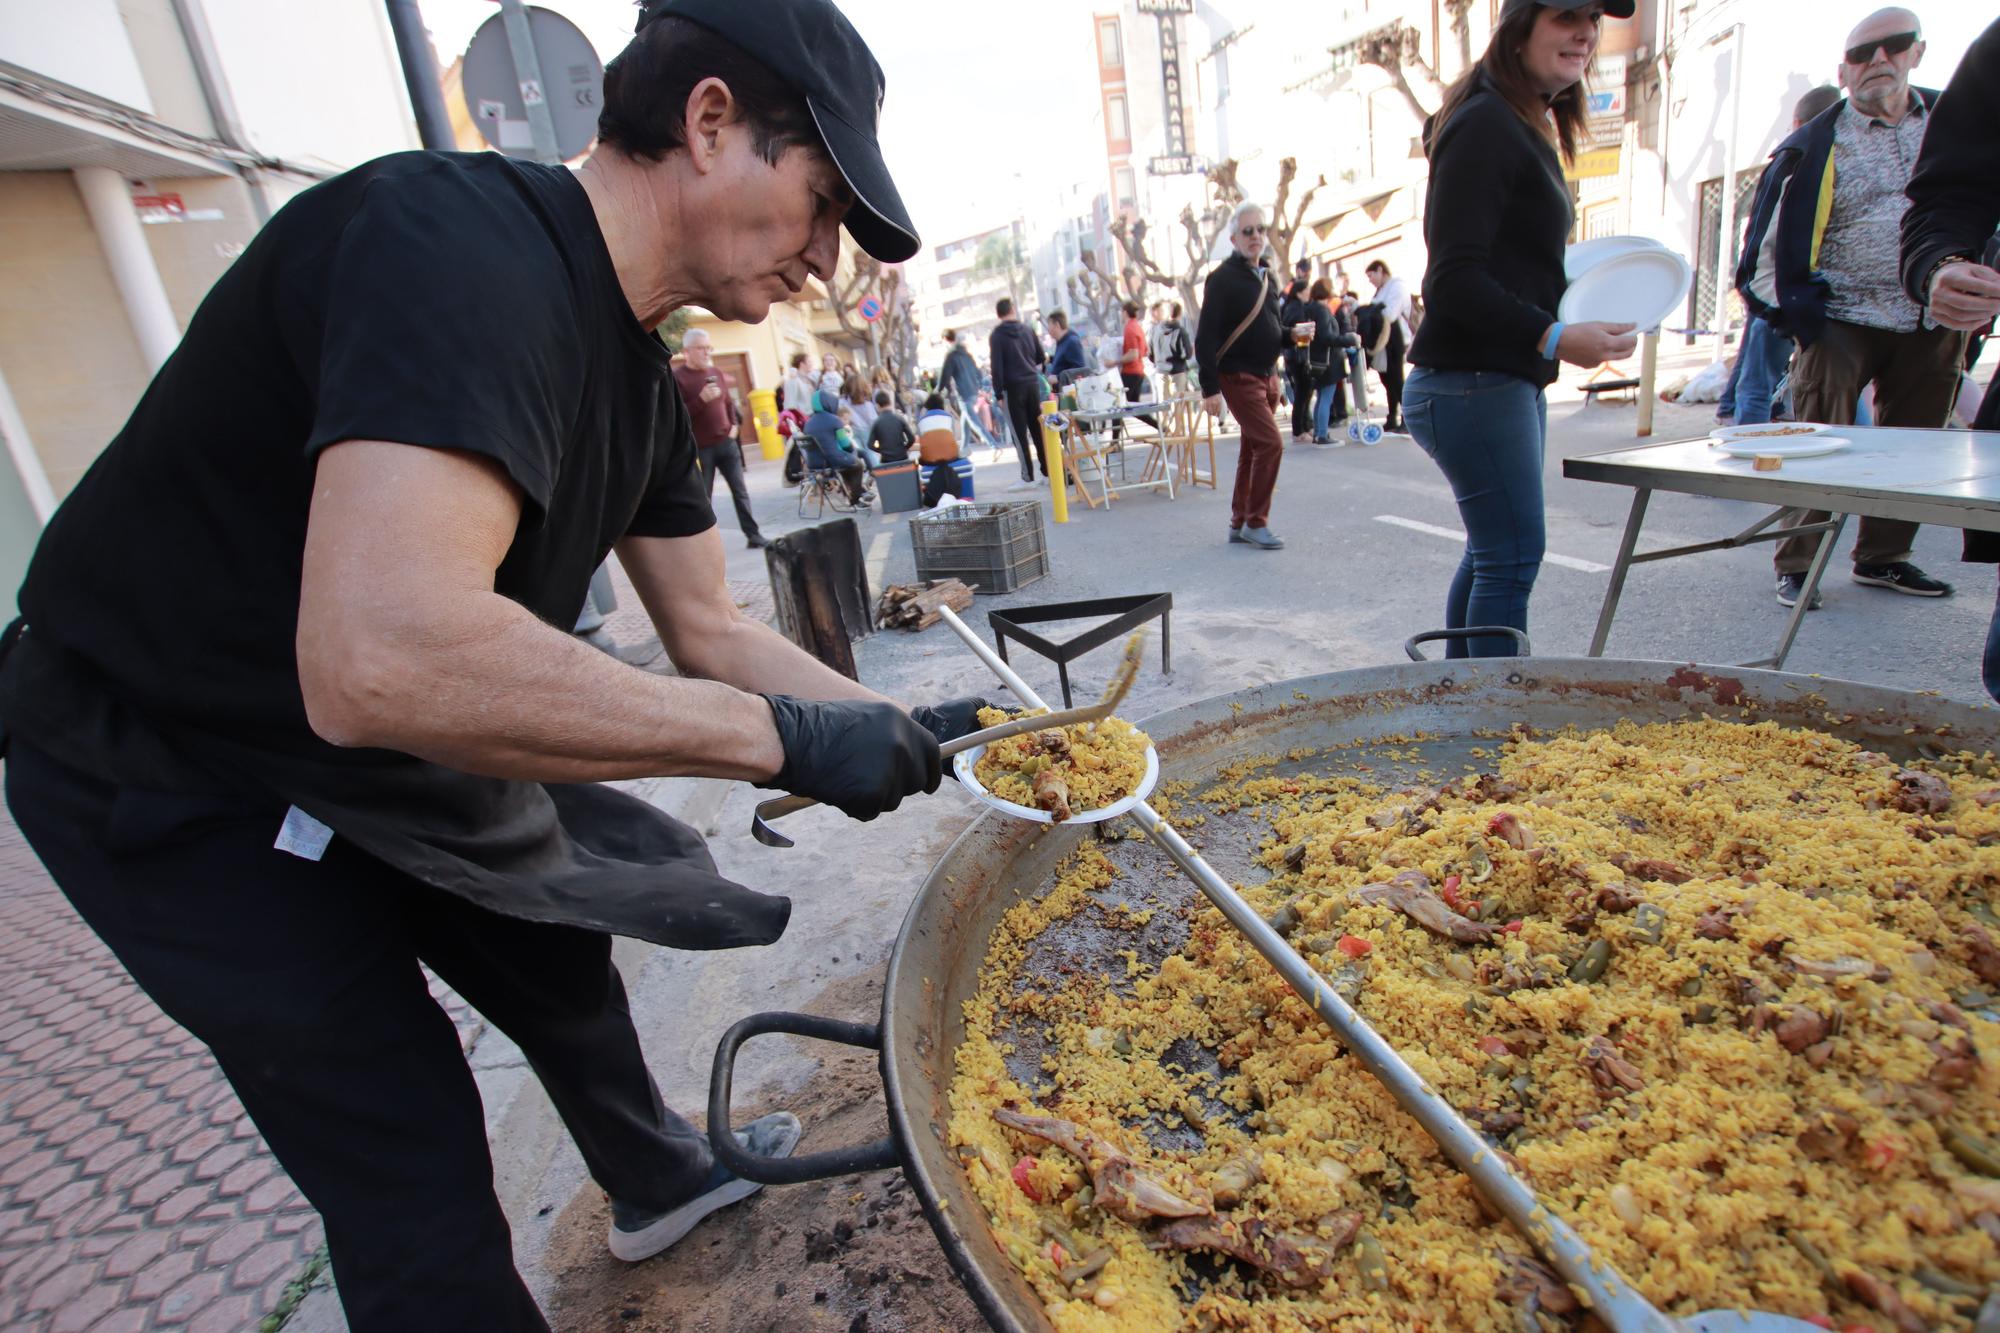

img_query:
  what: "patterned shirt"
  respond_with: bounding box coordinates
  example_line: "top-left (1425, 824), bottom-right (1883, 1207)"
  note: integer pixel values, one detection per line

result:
top-left (1819, 99), bottom-right (1931, 333)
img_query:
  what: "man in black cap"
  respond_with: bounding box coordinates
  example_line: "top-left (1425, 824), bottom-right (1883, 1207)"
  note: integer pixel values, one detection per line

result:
top-left (0, 1), bottom-right (970, 1327)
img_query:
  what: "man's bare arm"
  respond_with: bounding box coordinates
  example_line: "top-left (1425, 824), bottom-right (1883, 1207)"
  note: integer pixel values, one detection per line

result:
top-left (296, 440), bottom-right (784, 782)
top-left (614, 527), bottom-right (893, 704)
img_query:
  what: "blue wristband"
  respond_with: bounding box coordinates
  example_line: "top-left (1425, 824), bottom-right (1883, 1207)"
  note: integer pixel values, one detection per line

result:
top-left (1541, 323), bottom-right (1565, 360)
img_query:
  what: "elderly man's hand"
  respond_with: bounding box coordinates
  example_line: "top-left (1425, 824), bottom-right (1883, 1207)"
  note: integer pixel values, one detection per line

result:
top-left (760, 695), bottom-right (941, 821)
top-left (699, 382), bottom-right (723, 403)
top-left (1929, 261), bottom-right (2000, 332)
top-left (1202, 394), bottom-right (1224, 418)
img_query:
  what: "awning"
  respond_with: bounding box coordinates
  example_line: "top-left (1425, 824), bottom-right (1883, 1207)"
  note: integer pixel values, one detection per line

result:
top-left (0, 85), bottom-right (230, 177)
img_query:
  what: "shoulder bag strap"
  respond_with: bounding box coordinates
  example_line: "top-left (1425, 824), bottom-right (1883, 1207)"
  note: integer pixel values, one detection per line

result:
top-left (1216, 267), bottom-right (1274, 362)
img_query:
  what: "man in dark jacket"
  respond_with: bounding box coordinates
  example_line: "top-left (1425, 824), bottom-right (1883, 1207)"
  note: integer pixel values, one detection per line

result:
top-left (1045, 310), bottom-right (1091, 385)
top-left (1194, 203), bottom-right (1286, 549)
top-left (1899, 14), bottom-right (2000, 699)
top-left (987, 298), bottom-right (1047, 485)
top-left (1738, 6), bottom-right (1960, 608)
top-left (1729, 86), bottom-right (1843, 435)
top-left (1280, 259), bottom-right (1315, 441)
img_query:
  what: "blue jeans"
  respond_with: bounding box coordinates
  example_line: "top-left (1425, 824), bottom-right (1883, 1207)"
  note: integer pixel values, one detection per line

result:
top-left (1311, 375), bottom-right (1337, 439)
top-left (1733, 316), bottom-right (1795, 426)
top-left (1402, 368), bottom-right (1548, 658)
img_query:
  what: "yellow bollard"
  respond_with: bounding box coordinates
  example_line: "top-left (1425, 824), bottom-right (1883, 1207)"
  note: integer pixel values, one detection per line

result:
top-left (1039, 400), bottom-right (1069, 524)
top-left (748, 388), bottom-right (783, 460)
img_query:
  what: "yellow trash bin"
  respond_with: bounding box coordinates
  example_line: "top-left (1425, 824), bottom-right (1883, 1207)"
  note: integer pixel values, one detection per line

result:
top-left (748, 388), bottom-right (783, 460)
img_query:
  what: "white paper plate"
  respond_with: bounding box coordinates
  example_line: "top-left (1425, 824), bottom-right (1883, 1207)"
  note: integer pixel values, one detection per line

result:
top-left (1710, 421), bottom-right (1833, 445)
top-left (1718, 435), bottom-right (1852, 460)
top-left (1564, 235), bottom-right (1670, 281)
top-left (954, 743), bottom-right (1160, 825)
top-left (1558, 248), bottom-right (1693, 330)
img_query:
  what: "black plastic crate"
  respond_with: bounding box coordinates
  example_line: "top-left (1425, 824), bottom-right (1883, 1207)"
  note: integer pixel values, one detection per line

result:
top-left (909, 501), bottom-right (1049, 594)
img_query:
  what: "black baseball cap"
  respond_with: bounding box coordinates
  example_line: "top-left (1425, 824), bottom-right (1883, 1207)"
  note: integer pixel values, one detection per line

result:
top-left (638, 0), bottom-right (919, 263)
top-left (1500, 0), bottom-right (1637, 19)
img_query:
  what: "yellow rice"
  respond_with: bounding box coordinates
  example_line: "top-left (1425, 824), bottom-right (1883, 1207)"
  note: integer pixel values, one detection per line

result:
top-left (947, 718), bottom-right (2000, 1330)
top-left (971, 707), bottom-right (1151, 817)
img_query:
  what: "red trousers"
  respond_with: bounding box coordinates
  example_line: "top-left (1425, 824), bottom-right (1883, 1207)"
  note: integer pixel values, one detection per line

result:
top-left (1221, 371), bottom-right (1284, 529)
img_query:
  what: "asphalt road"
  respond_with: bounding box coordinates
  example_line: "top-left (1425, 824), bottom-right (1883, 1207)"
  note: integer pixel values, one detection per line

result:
top-left (722, 348), bottom-right (1999, 710)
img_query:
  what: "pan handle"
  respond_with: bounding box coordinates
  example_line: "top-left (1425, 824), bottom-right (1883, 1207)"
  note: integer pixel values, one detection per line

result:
top-left (707, 1011), bottom-right (901, 1184)
top-left (1403, 627), bottom-right (1532, 662)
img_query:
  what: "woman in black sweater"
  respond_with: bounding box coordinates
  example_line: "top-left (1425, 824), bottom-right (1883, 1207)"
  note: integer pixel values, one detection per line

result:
top-left (1195, 203), bottom-right (1287, 549)
top-left (1403, 0), bottom-right (1637, 656)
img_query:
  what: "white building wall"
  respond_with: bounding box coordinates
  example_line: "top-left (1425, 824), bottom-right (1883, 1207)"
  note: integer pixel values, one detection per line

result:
top-left (201, 0), bottom-right (421, 171)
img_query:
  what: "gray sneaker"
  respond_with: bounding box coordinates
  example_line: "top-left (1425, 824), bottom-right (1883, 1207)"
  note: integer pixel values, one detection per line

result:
top-left (1228, 526), bottom-right (1250, 544)
top-left (1243, 526), bottom-right (1286, 550)
top-left (606, 1111), bottom-right (801, 1262)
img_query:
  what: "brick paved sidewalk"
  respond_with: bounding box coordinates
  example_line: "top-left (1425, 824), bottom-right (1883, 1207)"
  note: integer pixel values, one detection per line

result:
top-left (0, 779), bottom-right (485, 1332)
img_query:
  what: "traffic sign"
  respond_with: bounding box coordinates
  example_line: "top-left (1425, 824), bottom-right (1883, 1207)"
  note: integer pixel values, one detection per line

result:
top-left (857, 296), bottom-right (884, 323)
top-left (461, 7), bottom-right (602, 161)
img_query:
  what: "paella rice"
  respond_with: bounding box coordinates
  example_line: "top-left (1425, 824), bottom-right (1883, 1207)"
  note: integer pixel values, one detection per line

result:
top-left (971, 707), bottom-right (1152, 822)
top-left (947, 718), bottom-right (2000, 1330)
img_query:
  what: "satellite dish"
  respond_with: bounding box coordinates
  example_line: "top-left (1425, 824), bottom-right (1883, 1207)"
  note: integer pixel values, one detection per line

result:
top-left (461, 7), bottom-right (603, 162)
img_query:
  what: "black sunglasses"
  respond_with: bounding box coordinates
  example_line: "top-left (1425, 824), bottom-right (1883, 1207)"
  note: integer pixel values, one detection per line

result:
top-left (1238, 224), bottom-right (1267, 236)
top-left (1844, 31), bottom-right (1918, 65)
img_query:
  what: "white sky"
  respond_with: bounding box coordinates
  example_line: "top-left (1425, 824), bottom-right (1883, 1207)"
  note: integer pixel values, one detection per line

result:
top-left (414, 0), bottom-right (1105, 247)
top-left (415, 1), bottom-right (1996, 252)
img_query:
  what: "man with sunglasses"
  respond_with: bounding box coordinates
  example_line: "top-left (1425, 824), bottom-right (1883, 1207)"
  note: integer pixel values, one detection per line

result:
top-left (1743, 7), bottom-right (1962, 609)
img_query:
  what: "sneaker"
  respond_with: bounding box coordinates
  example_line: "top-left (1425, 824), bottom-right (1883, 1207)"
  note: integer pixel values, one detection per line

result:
top-left (1852, 561), bottom-right (1953, 597)
top-left (1243, 526), bottom-right (1286, 550)
top-left (1006, 478), bottom-right (1041, 492)
top-left (1228, 526), bottom-right (1249, 544)
top-left (1775, 573), bottom-right (1823, 610)
top-left (607, 1112), bottom-right (801, 1263)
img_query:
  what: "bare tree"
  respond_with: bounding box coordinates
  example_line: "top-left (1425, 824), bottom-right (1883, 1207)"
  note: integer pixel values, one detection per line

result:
top-left (1065, 249), bottom-right (1123, 336)
top-left (1358, 27), bottom-right (1447, 125)
top-left (1107, 157), bottom-right (1245, 323)
top-left (820, 255), bottom-right (919, 394)
top-left (1264, 156), bottom-right (1326, 274)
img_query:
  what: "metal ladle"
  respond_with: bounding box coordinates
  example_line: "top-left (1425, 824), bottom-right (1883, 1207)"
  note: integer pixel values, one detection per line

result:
top-left (934, 607), bottom-right (1824, 1333)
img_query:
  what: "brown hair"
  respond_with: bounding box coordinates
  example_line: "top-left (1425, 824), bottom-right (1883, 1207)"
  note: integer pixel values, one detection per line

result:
top-left (1431, 3), bottom-right (1591, 165)
top-left (1308, 277), bottom-right (1334, 302)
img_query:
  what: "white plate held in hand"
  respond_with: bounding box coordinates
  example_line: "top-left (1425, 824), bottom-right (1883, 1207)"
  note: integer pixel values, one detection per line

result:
top-left (953, 744), bottom-right (1160, 825)
top-left (1558, 249), bottom-right (1693, 331)
top-left (1564, 235), bottom-right (1670, 281)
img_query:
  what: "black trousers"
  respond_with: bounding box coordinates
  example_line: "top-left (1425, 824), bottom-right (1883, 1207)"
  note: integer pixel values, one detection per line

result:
top-left (696, 438), bottom-right (762, 542)
top-left (1287, 362), bottom-right (1314, 437)
top-left (3, 741), bottom-right (710, 1332)
top-left (1001, 380), bottom-right (1045, 480)
top-left (1119, 373), bottom-right (1159, 431)
top-left (1379, 324), bottom-right (1407, 428)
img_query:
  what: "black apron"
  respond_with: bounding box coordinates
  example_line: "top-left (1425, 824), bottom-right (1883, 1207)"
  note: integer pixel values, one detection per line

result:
top-left (0, 622), bottom-right (790, 951)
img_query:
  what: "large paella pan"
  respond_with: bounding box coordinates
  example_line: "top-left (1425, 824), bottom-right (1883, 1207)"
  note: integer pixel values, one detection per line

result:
top-left (709, 657), bottom-right (2000, 1331)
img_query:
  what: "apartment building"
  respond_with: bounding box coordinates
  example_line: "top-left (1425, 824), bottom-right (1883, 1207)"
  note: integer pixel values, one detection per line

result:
top-left (0, 0), bottom-right (422, 597)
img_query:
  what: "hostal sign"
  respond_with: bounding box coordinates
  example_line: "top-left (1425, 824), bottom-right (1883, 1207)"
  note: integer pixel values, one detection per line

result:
top-left (1138, 0), bottom-right (1197, 175)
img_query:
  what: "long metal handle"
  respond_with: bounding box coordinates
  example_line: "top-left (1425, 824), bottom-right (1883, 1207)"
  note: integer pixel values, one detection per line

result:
top-left (1128, 799), bottom-right (1676, 1332)
top-left (935, 606), bottom-right (1675, 1331)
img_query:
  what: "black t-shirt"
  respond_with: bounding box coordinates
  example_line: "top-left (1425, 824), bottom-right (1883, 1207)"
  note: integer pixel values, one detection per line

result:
top-left (865, 411), bottom-right (917, 463)
top-left (0, 151), bottom-right (790, 950)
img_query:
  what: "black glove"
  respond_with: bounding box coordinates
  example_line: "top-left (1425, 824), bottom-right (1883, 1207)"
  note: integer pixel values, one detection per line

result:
top-left (911, 696), bottom-right (991, 746)
top-left (760, 695), bottom-right (942, 821)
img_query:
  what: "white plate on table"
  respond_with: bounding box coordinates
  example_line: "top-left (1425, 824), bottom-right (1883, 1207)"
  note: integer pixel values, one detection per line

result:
top-left (1710, 421), bottom-right (1833, 446)
top-left (953, 743), bottom-right (1160, 825)
top-left (1564, 235), bottom-right (1671, 280)
top-left (1558, 248), bottom-right (1693, 330)
top-left (1717, 435), bottom-right (1852, 460)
